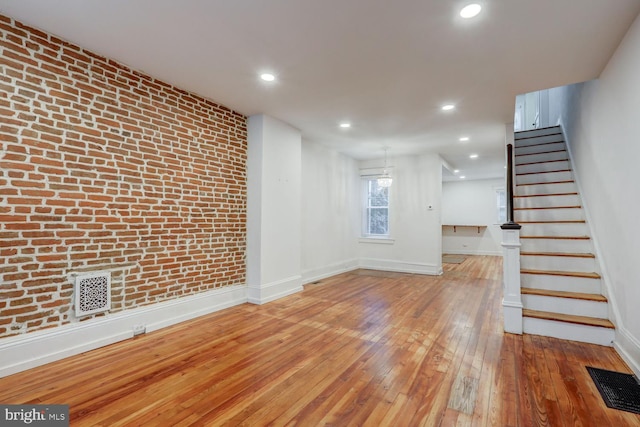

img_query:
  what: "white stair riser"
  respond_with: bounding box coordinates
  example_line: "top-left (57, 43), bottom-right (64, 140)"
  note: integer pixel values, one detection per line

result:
top-left (515, 194), bottom-right (580, 208)
top-left (521, 255), bottom-right (596, 272)
top-left (516, 160), bottom-right (571, 175)
top-left (523, 317), bottom-right (614, 346)
top-left (515, 127), bottom-right (562, 139)
top-left (516, 182), bottom-right (578, 196)
top-left (519, 222), bottom-right (588, 236)
top-left (516, 171), bottom-right (573, 185)
top-left (515, 135), bottom-right (564, 148)
top-left (516, 208), bottom-right (584, 222)
top-left (516, 127), bottom-right (562, 138)
top-left (520, 238), bottom-right (592, 253)
top-left (515, 142), bottom-right (566, 156)
top-left (516, 150), bottom-right (568, 165)
top-left (521, 273), bottom-right (601, 294)
top-left (523, 295), bottom-right (608, 318)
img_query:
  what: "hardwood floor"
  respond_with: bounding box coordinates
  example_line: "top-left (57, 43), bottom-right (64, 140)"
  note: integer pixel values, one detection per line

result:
top-left (1, 256), bottom-right (638, 426)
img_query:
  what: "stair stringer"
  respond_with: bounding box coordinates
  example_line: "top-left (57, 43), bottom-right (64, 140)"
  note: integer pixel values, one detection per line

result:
top-left (562, 126), bottom-right (621, 344)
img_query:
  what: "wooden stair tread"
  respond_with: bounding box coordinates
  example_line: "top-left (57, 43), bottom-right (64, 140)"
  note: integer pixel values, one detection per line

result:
top-left (517, 180), bottom-right (575, 186)
top-left (521, 251), bottom-right (595, 258)
top-left (515, 148), bottom-right (567, 157)
top-left (515, 159), bottom-right (569, 167)
top-left (521, 287), bottom-right (607, 302)
top-left (514, 140), bottom-right (564, 148)
top-left (515, 128), bottom-right (562, 138)
top-left (513, 125), bottom-right (562, 133)
top-left (523, 309), bottom-right (614, 329)
top-left (516, 169), bottom-right (571, 176)
top-left (520, 235), bottom-right (590, 240)
top-left (515, 193), bottom-right (578, 198)
top-left (515, 205), bottom-right (581, 210)
top-left (521, 269), bottom-right (600, 279)
top-left (515, 125), bottom-right (561, 132)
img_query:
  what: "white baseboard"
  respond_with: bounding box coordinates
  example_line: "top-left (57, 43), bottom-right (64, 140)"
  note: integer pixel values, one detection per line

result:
top-left (247, 275), bottom-right (303, 305)
top-left (613, 327), bottom-right (640, 378)
top-left (503, 299), bottom-right (523, 334)
top-left (302, 258), bottom-right (359, 284)
top-left (442, 249), bottom-right (503, 256)
top-left (0, 285), bottom-right (247, 378)
top-left (358, 258), bottom-right (442, 275)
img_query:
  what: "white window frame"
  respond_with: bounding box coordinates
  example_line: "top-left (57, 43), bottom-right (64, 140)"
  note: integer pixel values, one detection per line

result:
top-left (361, 177), bottom-right (390, 238)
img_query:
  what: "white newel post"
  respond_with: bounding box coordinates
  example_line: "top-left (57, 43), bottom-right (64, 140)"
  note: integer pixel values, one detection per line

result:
top-left (501, 224), bottom-right (523, 334)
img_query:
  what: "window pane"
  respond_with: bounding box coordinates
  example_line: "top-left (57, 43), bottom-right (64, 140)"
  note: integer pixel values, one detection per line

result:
top-left (498, 207), bottom-right (506, 223)
top-left (368, 208), bottom-right (388, 235)
top-left (368, 181), bottom-right (389, 207)
top-left (497, 189), bottom-right (507, 223)
top-left (498, 190), bottom-right (506, 206)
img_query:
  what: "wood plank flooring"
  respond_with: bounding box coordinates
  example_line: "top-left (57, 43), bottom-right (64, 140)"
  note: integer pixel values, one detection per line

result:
top-left (1, 256), bottom-right (639, 426)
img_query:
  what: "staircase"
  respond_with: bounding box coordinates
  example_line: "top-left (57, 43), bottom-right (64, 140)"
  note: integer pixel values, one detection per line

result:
top-left (513, 126), bottom-right (615, 346)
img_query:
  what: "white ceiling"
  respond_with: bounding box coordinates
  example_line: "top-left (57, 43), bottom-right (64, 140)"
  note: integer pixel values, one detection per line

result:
top-left (1, 0), bottom-right (639, 181)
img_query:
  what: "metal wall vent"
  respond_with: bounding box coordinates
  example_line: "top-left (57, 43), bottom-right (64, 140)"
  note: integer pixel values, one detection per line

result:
top-left (75, 271), bottom-right (111, 317)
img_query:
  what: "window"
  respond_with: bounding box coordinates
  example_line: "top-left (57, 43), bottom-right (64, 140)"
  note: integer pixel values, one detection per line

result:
top-left (496, 188), bottom-right (507, 223)
top-left (363, 178), bottom-right (389, 236)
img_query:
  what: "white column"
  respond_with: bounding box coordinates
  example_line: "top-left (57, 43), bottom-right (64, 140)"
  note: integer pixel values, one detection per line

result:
top-left (247, 115), bottom-right (302, 304)
top-left (501, 225), bottom-right (523, 334)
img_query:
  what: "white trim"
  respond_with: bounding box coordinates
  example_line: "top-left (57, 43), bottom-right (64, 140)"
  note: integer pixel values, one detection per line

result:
top-left (361, 176), bottom-right (391, 238)
top-left (359, 166), bottom-right (394, 177)
top-left (443, 249), bottom-right (503, 256)
top-left (247, 275), bottom-right (303, 305)
top-left (613, 326), bottom-right (640, 378)
top-left (503, 300), bottom-right (524, 309)
top-left (0, 285), bottom-right (247, 378)
top-left (358, 258), bottom-right (442, 275)
top-left (503, 300), bottom-right (523, 335)
top-left (502, 228), bottom-right (522, 335)
top-left (302, 259), bottom-right (359, 284)
top-left (358, 237), bottom-right (395, 244)
top-left (501, 241), bottom-right (522, 249)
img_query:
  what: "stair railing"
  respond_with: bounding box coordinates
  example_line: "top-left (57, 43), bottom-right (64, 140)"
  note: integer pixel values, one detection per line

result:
top-left (501, 141), bottom-right (523, 334)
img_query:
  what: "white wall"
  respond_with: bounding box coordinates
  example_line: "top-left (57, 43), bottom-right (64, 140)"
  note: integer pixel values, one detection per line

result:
top-left (442, 178), bottom-right (504, 256)
top-left (357, 153), bottom-right (443, 275)
top-left (247, 115), bottom-right (303, 303)
top-left (547, 86), bottom-right (563, 127)
top-left (555, 13), bottom-right (640, 376)
top-left (301, 141), bottom-right (359, 282)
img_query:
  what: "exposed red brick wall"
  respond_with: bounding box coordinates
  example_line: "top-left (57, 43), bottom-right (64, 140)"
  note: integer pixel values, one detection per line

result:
top-left (0, 15), bottom-right (247, 338)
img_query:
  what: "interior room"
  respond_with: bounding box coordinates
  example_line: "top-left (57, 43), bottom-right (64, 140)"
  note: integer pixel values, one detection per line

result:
top-left (1, 1), bottom-right (640, 425)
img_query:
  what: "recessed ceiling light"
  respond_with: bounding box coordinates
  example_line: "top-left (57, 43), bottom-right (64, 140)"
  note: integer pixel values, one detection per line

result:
top-left (441, 104), bottom-right (455, 111)
top-left (469, 154), bottom-right (479, 159)
top-left (460, 4), bottom-right (482, 19)
top-left (459, 137), bottom-right (469, 142)
top-left (339, 122), bottom-right (351, 128)
top-left (260, 73), bottom-right (275, 82)
top-left (454, 169), bottom-right (460, 174)
top-left (460, 176), bottom-right (466, 179)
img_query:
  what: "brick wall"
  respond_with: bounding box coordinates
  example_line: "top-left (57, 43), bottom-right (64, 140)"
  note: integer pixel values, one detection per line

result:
top-left (0, 15), bottom-right (247, 338)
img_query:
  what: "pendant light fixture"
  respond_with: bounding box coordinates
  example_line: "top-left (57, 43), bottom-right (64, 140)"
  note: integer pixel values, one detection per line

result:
top-left (377, 147), bottom-right (393, 188)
